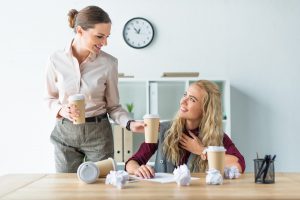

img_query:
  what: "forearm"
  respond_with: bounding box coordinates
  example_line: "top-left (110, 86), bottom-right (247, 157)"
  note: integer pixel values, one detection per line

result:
top-left (125, 160), bottom-right (141, 174)
top-left (225, 154), bottom-right (242, 173)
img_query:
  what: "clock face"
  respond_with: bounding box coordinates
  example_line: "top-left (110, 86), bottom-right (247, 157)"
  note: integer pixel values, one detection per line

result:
top-left (123, 17), bottom-right (154, 49)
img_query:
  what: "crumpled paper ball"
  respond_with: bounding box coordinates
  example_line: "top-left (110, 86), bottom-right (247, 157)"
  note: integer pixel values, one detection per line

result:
top-left (173, 164), bottom-right (191, 186)
top-left (206, 168), bottom-right (223, 185)
top-left (105, 170), bottom-right (129, 189)
top-left (224, 166), bottom-right (240, 179)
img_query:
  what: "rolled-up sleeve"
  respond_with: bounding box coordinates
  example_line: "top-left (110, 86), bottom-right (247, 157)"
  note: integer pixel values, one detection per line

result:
top-left (105, 59), bottom-right (130, 127)
top-left (223, 133), bottom-right (246, 173)
top-left (125, 143), bottom-right (158, 168)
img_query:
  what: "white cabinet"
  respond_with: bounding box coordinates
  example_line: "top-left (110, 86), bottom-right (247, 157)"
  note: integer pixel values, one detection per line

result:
top-left (112, 77), bottom-right (231, 166)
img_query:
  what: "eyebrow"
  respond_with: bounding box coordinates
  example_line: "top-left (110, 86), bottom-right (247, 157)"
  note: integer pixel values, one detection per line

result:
top-left (184, 92), bottom-right (199, 102)
top-left (97, 33), bottom-right (110, 37)
top-left (189, 95), bottom-right (199, 101)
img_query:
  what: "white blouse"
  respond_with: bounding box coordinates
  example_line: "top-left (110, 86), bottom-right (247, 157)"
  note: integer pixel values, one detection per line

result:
top-left (44, 40), bottom-right (129, 127)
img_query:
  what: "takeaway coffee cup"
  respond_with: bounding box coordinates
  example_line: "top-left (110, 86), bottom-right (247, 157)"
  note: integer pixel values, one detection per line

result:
top-left (206, 146), bottom-right (226, 176)
top-left (94, 157), bottom-right (117, 178)
top-left (68, 94), bottom-right (85, 124)
top-left (77, 161), bottom-right (99, 184)
top-left (77, 158), bottom-right (117, 184)
top-left (143, 114), bottom-right (160, 143)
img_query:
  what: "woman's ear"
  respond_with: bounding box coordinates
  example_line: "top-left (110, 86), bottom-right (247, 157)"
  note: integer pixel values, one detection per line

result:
top-left (76, 26), bottom-right (83, 35)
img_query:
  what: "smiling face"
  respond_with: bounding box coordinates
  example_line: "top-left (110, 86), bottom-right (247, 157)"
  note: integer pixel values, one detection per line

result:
top-left (179, 84), bottom-right (206, 123)
top-left (78, 23), bottom-right (111, 54)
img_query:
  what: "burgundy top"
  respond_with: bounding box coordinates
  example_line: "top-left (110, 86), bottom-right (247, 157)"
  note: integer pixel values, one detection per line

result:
top-left (126, 129), bottom-right (246, 172)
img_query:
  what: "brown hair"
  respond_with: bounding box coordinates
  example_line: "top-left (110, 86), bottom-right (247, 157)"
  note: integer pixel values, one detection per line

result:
top-left (68, 6), bottom-right (111, 33)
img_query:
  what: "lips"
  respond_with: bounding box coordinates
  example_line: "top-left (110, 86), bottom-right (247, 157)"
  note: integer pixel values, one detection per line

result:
top-left (95, 44), bottom-right (102, 50)
top-left (180, 107), bottom-right (188, 112)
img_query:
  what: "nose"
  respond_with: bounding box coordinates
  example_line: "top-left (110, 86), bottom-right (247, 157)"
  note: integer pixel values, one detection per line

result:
top-left (101, 37), bottom-right (108, 46)
top-left (180, 96), bottom-right (188, 105)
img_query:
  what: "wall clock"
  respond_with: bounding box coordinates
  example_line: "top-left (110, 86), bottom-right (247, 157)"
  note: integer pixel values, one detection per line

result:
top-left (123, 17), bottom-right (154, 49)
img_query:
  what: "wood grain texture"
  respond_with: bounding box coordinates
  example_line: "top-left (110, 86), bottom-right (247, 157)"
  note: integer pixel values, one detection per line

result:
top-left (1, 173), bottom-right (300, 200)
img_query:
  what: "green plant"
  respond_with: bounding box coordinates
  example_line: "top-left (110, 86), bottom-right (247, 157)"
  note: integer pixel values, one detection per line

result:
top-left (126, 103), bottom-right (134, 113)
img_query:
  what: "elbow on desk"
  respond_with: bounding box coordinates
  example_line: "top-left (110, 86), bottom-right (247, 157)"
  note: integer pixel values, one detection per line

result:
top-left (225, 154), bottom-right (245, 173)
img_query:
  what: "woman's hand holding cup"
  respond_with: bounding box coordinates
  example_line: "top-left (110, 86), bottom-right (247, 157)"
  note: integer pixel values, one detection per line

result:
top-left (58, 104), bottom-right (80, 122)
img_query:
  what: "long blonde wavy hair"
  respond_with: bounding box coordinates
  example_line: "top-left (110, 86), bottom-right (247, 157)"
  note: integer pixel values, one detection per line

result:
top-left (163, 80), bottom-right (224, 172)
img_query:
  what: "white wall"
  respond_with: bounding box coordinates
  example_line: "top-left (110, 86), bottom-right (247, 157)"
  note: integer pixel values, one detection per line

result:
top-left (0, 0), bottom-right (299, 174)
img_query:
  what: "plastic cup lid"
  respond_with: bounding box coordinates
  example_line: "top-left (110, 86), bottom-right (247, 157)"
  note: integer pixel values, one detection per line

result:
top-left (143, 114), bottom-right (160, 119)
top-left (68, 94), bottom-right (85, 101)
top-left (206, 146), bottom-right (226, 152)
top-left (77, 162), bottom-right (99, 184)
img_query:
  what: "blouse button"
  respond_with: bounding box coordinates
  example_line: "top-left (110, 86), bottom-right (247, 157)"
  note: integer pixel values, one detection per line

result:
top-left (160, 160), bottom-right (164, 164)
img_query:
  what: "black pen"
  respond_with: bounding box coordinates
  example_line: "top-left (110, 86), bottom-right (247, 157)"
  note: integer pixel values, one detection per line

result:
top-left (255, 155), bottom-right (268, 182)
top-left (262, 155), bottom-right (271, 183)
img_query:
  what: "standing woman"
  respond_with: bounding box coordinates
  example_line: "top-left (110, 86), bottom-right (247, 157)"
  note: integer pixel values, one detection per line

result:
top-left (45, 5), bottom-right (144, 173)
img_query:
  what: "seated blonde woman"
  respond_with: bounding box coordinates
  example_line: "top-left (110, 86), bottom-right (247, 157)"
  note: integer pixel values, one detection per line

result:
top-left (125, 80), bottom-right (245, 178)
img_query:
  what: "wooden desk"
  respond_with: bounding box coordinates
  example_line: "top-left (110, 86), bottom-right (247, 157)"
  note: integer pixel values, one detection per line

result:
top-left (0, 173), bottom-right (300, 200)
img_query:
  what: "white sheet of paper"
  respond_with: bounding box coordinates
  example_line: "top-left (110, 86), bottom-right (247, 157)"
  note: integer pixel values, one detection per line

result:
top-left (129, 173), bottom-right (199, 184)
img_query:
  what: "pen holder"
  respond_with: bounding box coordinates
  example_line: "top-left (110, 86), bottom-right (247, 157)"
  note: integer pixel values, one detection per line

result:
top-left (254, 159), bottom-right (275, 184)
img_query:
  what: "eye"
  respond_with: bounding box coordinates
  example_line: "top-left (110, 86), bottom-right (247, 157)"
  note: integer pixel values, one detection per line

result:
top-left (183, 92), bottom-right (187, 97)
top-left (97, 35), bottom-right (104, 39)
top-left (189, 97), bottom-right (196, 103)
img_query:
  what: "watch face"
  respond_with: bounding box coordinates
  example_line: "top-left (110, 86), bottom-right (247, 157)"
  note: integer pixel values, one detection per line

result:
top-left (123, 17), bottom-right (154, 49)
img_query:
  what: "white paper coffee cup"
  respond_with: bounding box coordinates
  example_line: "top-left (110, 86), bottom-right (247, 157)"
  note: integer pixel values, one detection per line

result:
top-left (143, 114), bottom-right (160, 143)
top-left (77, 162), bottom-right (99, 184)
top-left (206, 146), bottom-right (226, 176)
top-left (68, 94), bottom-right (85, 124)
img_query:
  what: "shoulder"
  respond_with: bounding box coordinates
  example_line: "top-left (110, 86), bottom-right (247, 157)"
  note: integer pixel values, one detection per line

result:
top-left (46, 50), bottom-right (67, 70)
top-left (222, 133), bottom-right (234, 147)
top-left (48, 49), bottom-right (68, 63)
top-left (98, 50), bottom-right (118, 66)
top-left (160, 121), bottom-right (171, 132)
top-left (159, 121), bottom-right (172, 138)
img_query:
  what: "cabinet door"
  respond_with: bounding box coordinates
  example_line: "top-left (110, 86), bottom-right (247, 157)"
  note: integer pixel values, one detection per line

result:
top-left (123, 129), bottom-right (133, 161)
top-left (119, 81), bottom-right (147, 119)
top-left (149, 81), bottom-right (186, 120)
top-left (112, 124), bottom-right (123, 162)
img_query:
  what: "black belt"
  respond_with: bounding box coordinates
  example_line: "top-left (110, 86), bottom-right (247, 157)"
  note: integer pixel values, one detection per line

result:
top-left (85, 113), bottom-right (107, 122)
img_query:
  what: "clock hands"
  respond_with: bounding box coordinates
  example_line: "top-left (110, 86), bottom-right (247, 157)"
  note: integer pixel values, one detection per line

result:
top-left (134, 27), bottom-right (141, 34)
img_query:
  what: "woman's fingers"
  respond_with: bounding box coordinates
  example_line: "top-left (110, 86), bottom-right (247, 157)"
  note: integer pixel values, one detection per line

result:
top-left (179, 139), bottom-right (186, 146)
top-left (134, 170), bottom-right (143, 178)
top-left (188, 131), bottom-right (198, 140)
top-left (131, 122), bottom-right (145, 133)
top-left (181, 133), bottom-right (191, 141)
top-left (136, 165), bottom-right (154, 179)
top-left (145, 165), bottom-right (155, 177)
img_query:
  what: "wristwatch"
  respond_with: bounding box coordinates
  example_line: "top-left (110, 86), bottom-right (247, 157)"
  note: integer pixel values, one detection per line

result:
top-left (126, 120), bottom-right (135, 131)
